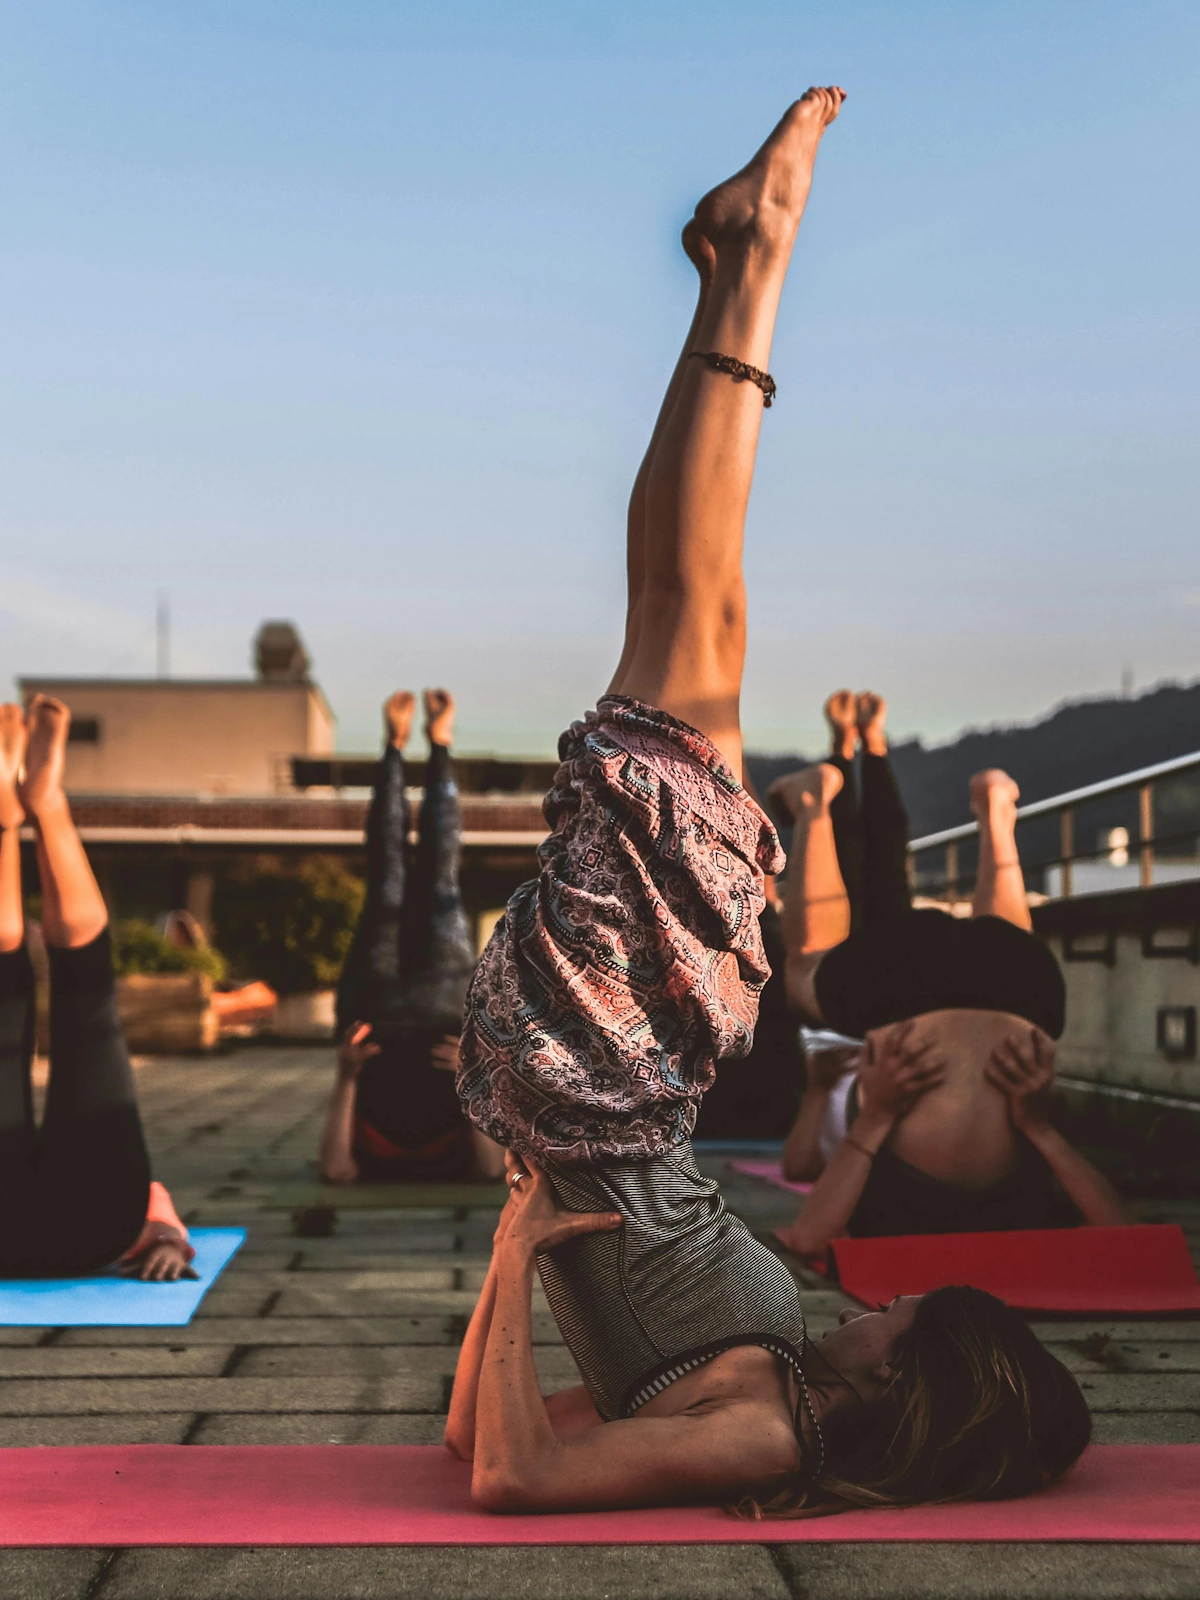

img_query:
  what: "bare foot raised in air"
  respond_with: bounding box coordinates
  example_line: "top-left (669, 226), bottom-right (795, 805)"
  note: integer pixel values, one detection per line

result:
top-left (0, 705), bottom-right (27, 832)
top-left (19, 695), bottom-right (70, 820)
top-left (689, 86), bottom-right (845, 265)
top-left (768, 762), bottom-right (844, 824)
top-left (423, 689), bottom-right (455, 749)
top-left (824, 691), bottom-right (857, 762)
top-left (384, 691), bottom-right (415, 752)
top-left (970, 769), bottom-right (1021, 826)
top-left (856, 692), bottom-right (888, 757)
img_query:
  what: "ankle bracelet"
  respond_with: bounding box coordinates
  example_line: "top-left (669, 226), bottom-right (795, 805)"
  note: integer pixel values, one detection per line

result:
top-left (689, 350), bottom-right (776, 408)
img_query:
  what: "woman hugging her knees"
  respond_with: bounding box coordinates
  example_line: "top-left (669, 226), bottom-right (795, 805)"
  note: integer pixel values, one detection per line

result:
top-left (0, 697), bottom-right (193, 1285)
top-left (442, 92), bottom-right (1091, 1518)
top-left (772, 688), bottom-right (1129, 1254)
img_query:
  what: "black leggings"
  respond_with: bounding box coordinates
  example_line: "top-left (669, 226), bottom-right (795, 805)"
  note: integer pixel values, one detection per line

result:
top-left (0, 929), bottom-right (150, 1277)
top-left (336, 741), bottom-right (475, 1039)
top-left (336, 743), bottom-right (476, 1168)
top-left (829, 751), bottom-right (911, 931)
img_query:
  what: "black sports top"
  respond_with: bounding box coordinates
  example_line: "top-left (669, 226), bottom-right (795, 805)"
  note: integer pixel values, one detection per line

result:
top-left (537, 1141), bottom-right (807, 1421)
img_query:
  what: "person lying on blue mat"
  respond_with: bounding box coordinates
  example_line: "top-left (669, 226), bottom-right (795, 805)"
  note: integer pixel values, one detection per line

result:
top-left (0, 697), bottom-right (194, 1283)
top-left (770, 691), bottom-right (1129, 1256)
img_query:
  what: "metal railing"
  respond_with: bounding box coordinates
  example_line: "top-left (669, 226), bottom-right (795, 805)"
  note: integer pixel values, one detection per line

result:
top-left (908, 749), bottom-right (1200, 901)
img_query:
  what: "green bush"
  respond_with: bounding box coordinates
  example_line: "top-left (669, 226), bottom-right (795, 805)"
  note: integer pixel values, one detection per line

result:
top-left (213, 857), bottom-right (364, 997)
top-left (111, 920), bottom-right (228, 983)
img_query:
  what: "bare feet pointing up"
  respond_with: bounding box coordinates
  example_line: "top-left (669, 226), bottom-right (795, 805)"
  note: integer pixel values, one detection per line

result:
top-left (856, 692), bottom-right (888, 757)
top-left (384, 692), bottom-right (416, 752)
top-left (423, 689), bottom-right (455, 749)
top-left (0, 705), bottom-right (26, 832)
top-left (824, 691), bottom-right (858, 763)
top-left (19, 695), bottom-right (70, 820)
top-left (970, 768), bottom-right (1021, 826)
top-left (689, 87), bottom-right (845, 264)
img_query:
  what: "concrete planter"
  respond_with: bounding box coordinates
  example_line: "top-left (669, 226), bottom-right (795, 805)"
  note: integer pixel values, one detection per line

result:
top-left (273, 989), bottom-right (337, 1041)
top-left (117, 972), bottom-right (218, 1054)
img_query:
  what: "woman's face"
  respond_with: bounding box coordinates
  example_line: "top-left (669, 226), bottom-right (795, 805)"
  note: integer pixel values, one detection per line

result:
top-left (815, 1295), bottom-right (923, 1389)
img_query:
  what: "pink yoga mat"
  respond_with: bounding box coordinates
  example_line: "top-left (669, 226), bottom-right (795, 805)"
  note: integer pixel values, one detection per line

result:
top-left (832, 1224), bottom-right (1200, 1314)
top-left (728, 1158), bottom-right (812, 1195)
top-left (3, 1445), bottom-right (1198, 1545)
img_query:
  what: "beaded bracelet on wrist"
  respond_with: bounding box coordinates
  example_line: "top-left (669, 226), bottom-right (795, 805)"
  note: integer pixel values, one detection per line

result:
top-left (689, 350), bottom-right (777, 407)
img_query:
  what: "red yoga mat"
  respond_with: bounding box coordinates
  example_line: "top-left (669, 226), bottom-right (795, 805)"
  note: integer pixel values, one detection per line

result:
top-left (2, 1445), bottom-right (1197, 1545)
top-left (831, 1224), bottom-right (1200, 1314)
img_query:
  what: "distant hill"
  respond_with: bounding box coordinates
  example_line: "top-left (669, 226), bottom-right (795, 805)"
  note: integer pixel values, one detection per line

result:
top-left (747, 680), bottom-right (1200, 877)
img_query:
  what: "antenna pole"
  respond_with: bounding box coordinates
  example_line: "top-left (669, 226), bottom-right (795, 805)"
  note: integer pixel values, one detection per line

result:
top-left (156, 591), bottom-right (170, 679)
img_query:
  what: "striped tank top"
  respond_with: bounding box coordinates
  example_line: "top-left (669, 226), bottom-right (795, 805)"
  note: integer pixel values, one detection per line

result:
top-left (537, 1142), bottom-right (807, 1421)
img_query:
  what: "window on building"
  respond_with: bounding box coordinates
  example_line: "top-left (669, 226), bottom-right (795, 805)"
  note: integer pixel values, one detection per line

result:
top-left (68, 718), bottom-right (102, 744)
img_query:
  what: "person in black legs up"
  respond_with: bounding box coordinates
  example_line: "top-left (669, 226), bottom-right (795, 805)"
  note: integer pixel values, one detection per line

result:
top-left (769, 690), bottom-right (1129, 1253)
top-left (319, 689), bottom-right (503, 1183)
top-left (0, 697), bottom-right (193, 1282)
top-left (697, 691), bottom-right (908, 1145)
top-left (779, 690), bottom-right (910, 1179)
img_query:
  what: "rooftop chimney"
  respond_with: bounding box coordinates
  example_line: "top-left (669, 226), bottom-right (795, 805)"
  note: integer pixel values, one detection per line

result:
top-left (254, 621), bottom-right (311, 682)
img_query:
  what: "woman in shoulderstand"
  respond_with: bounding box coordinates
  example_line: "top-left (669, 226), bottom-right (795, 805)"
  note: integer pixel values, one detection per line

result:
top-left (444, 90), bottom-right (1089, 1518)
top-left (768, 689), bottom-right (1128, 1252)
top-left (0, 698), bottom-right (194, 1284)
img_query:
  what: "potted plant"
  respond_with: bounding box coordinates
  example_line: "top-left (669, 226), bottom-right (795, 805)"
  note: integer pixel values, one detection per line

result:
top-left (111, 919), bottom-right (227, 1053)
top-left (214, 858), bottom-right (364, 1041)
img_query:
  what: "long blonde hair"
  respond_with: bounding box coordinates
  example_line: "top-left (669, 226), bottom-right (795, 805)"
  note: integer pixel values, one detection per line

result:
top-left (741, 1285), bottom-right (1090, 1518)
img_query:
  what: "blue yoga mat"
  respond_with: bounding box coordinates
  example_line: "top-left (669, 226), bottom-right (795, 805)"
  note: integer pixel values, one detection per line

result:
top-left (0, 1228), bottom-right (245, 1327)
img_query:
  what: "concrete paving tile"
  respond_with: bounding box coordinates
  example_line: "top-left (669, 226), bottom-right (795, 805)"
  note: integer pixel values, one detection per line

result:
top-left (0, 1376), bottom-right (441, 1414)
top-left (1029, 1322), bottom-right (1200, 1343)
top-left (293, 1245), bottom-right (462, 1268)
top-left (191, 1268), bottom-right (462, 1292)
top-left (0, 1549), bottom-right (110, 1600)
top-left (0, 1347), bottom-right (232, 1378)
top-left (268, 1288), bottom-right (483, 1316)
top-left (101, 1544), bottom-right (791, 1600)
top-left (191, 1281), bottom-right (281, 1317)
top-left (336, 1267), bottom-right (476, 1289)
top-left (1046, 1340), bottom-right (1200, 1374)
top-left (308, 1210), bottom-right (458, 1229)
top-left (58, 1317), bottom-right (459, 1347)
top-left (220, 1250), bottom-right (299, 1270)
top-left (0, 1413), bottom-right (194, 1444)
top-left (1091, 1411), bottom-right (1200, 1443)
top-left (233, 1345), bottom-right (579, 1384)
top-left (189, 1412), bottom-right (447, 1443)
top-left (1073, 1374), bottom-right (1200, 1410)
top-left (775, 1542), bottom-right (1200, 1599)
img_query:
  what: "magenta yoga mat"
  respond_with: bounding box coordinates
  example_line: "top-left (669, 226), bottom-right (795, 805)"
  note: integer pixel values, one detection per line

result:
top-left (727, 1158), bottom-right (812, 1195)
top-left (3, 1445), bottom-right (1199, 1545)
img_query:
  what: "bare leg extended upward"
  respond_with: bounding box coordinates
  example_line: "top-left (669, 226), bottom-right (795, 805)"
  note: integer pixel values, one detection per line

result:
top-left (0, 707), bottom-right (26, 954)
top-left (970, 770), bottom-right (1032, 929)
top-left (769, 763), bottom-right (851, 1017)
top-left (21, 696), bottom-right (108, 950)
top-left (611, 87), bottom-right (845, 772)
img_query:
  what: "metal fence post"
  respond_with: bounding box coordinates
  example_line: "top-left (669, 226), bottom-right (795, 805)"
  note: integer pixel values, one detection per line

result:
top-left (1060, 808), bottom-right (1074, 898)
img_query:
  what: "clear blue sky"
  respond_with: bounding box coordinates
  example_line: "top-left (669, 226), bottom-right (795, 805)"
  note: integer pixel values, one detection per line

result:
top-left (2, 1), bottom-right (1197, 755)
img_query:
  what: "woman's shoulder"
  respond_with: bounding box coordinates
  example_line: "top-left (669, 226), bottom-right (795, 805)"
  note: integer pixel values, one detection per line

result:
top-left (684, 1389), bottom-right (805, 1484)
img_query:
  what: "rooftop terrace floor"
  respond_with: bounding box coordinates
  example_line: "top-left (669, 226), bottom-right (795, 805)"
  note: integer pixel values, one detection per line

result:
top-left (5, 1047), bottom-right (1200, 1600)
